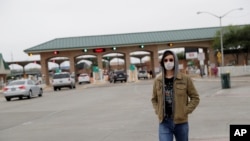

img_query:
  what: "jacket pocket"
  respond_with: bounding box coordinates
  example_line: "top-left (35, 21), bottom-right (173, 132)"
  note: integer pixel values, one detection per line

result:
top-left (175, 106), bottom-right (188, 121)
top-left (175, 84), bottom-right (186, 96)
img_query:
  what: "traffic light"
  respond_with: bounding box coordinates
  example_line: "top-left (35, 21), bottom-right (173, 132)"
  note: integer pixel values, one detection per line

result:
top-left (140, 45), bottom-right (144, 48)
top-left (53, 51), bottom-right (59, 55)
top-left (83, 49), bottom-right (87, 52)
top-left (28, 53), bottom-right (32, 56)
top-left (167, 43), bottom-right (173, 47)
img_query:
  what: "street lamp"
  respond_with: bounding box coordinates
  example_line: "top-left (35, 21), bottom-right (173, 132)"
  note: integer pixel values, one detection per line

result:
top-left (197, 8), bottom-right (243, 71)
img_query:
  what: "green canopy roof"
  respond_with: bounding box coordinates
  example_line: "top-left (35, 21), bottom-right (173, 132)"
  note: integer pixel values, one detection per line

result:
top-left (24, 26), bottom-right (222, 53)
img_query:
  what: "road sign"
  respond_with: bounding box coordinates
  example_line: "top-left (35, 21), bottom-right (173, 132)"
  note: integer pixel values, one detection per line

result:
top-left (198, 53), bottom-right (205, 61)
top-left (129, 64), bottom-right (135, 71)
top-left (217, 52), bottom-right (221, 58)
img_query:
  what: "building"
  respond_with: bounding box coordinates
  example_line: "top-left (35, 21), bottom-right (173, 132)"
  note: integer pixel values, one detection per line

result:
top-left (0, 53), bottom-right (11, 88)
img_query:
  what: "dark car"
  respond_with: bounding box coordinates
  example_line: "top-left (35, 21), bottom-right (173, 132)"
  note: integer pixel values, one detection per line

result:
top-left (109, 71), bottom-right (128, 83)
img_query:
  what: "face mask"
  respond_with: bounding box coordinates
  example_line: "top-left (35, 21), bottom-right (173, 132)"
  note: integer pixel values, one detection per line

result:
top-left (164, 62), bottom-right (174, 70)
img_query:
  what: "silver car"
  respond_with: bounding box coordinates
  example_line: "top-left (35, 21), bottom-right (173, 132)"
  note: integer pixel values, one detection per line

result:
top-left (52, 72), bottom-right (76, 91)
top-left (138, 70), bottom-right (148, 79)
top-left (3, 79), bottom-right (43, 101)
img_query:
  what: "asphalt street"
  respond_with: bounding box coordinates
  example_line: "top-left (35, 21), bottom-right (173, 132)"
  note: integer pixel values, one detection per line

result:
top-left (0, 76), bottom-right (250, 141)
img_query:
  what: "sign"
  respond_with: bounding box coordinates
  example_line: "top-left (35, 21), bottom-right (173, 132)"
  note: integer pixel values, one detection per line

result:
top-left (230, 125), bottom-right (250, 141)
top-left (198, 53), bottom-right (205, 61)
top-left (217, 52), bottom-right (221, 58)
top-left (178, 64), bottom-right (183, 69)
top-left (93, 48), bottom-right (106, 53)
top-left (55, 68), bottom-right (61, 73)
top-left (129, 64), bottom-right (135, 71)
top-left (92, 66), bottom-right (99, 72)
top-left (185, 52), bottom-right (198, 59)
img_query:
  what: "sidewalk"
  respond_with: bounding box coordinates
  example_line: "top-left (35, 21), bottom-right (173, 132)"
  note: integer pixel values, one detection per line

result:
top-left (190, 75), bottom-right (250, 141)
top-left (192, 75), bottom-right (250, 82)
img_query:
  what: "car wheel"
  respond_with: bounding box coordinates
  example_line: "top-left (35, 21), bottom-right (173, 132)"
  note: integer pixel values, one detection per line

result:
top-left (79, 82), bottom-right (82, 85)
top-left (38, 89), bottom-right (43, 97)
top-left (5, 97), bottom-right (11, 101)
top-left (54, 87), bottom-right (57, 91)
top-left (19, 96), bottom-right (23, 100)
top-left (27, 91), bottom-right (32, 99)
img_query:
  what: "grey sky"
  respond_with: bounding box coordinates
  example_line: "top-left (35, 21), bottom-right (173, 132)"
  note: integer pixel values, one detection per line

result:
top-left (0, 0), bottom-right (249, 62)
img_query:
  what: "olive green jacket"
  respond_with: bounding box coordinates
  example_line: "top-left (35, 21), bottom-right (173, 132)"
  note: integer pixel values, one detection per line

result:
top-left (151, 73), bottom-right (200, 124)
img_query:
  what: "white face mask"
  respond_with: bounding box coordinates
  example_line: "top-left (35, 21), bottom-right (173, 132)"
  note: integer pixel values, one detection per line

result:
top-left (164, 62), bottom-right (174, 70)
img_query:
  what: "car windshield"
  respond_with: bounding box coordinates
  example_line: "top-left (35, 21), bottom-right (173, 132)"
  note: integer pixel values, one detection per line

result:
top-left (115, 71), bottom-right (125, 74)
top-left (139, 71), bottom-right (146, 73)
top-left (8, 80), bottom-right (25, 86)
top-left (53, 74), bottom-right (69, 79)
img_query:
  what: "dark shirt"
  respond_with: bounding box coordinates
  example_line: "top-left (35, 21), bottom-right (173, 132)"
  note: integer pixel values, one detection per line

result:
top-left (164, 77), bottom-right (174, 117)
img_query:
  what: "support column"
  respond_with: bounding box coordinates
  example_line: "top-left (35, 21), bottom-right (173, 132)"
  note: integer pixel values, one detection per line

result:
top-left (123, 50), bottom-right (135, 82)
top-left (124, 53), bottom-right (130, 71)
top-left (40, 58), bottom-right (49, 86)
top-left (21, 65), bottom-right (26, 78)
top-left (97, 54), bottom-right (103, 69)
top-left (208, 47), bottom-right (216, 65)
top-left (69, 56), bottom-right (76, 75)
top-left (151, 47), bottom-right (160, 78)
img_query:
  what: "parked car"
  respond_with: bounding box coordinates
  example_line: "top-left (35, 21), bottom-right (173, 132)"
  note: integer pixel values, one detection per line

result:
top-left (78, 73), bottom-right (90, 84)
top-left (109, 71), bottom-right (128, 83)
top-left (52, 72), bottom-right (76, 91)
top-left (3, 79), bottom-right (43, 101)
top-left (138, 70), bottom-right (148, 79)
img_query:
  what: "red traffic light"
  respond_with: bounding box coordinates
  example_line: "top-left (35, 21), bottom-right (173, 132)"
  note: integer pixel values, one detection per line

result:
top-left (93, 48), bottom-right (105, 53)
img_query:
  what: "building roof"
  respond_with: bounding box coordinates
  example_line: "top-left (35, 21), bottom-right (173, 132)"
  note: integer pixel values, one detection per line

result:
top-left (0, 53), bottom-right (11, 74)
top-left (24, 26), bottom-right (222, 53)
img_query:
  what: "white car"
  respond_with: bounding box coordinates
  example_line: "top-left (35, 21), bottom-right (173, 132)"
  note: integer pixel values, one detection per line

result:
top-left (52, 72), bottom-right (76, 91)
top-left (3, 79), bottom-right (43, 101)
top-left (138, 70), bottom-right (148, 79)
top-left (78, 73), bottom-right (90, 84)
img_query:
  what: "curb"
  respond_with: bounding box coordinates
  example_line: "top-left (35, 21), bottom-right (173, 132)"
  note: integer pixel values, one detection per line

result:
top-left (192, 77), bottom-right (250, 82)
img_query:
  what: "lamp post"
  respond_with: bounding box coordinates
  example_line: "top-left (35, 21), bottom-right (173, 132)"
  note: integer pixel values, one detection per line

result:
top-left (197, 8), bottom-right (243, 70)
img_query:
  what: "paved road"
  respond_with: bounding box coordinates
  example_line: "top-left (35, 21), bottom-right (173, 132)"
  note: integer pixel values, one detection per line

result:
top-left (0, 77), bottom-right (249, 141)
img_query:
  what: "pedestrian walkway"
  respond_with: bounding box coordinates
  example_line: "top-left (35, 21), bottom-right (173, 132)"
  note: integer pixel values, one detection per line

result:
top-left (189, 75), bottom-right (250, 141)
top-left (192, 75), bottom-right (250, 82)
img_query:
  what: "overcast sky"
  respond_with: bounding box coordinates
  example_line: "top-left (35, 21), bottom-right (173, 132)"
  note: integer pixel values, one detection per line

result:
top-left (1, 0), bottom-right (249, 62)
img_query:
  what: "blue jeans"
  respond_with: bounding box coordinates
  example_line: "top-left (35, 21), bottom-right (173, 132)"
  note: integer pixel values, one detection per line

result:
top-left (159, 118), bottom-right (189, 141)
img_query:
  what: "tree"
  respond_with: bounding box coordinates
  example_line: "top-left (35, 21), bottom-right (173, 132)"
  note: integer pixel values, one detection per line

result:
top-left (212, 25), bottom-right (250, 65)
top-left (238, 25), bottom-right (250, 65)
top-left (223, 26), bottom-right (242, 64)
